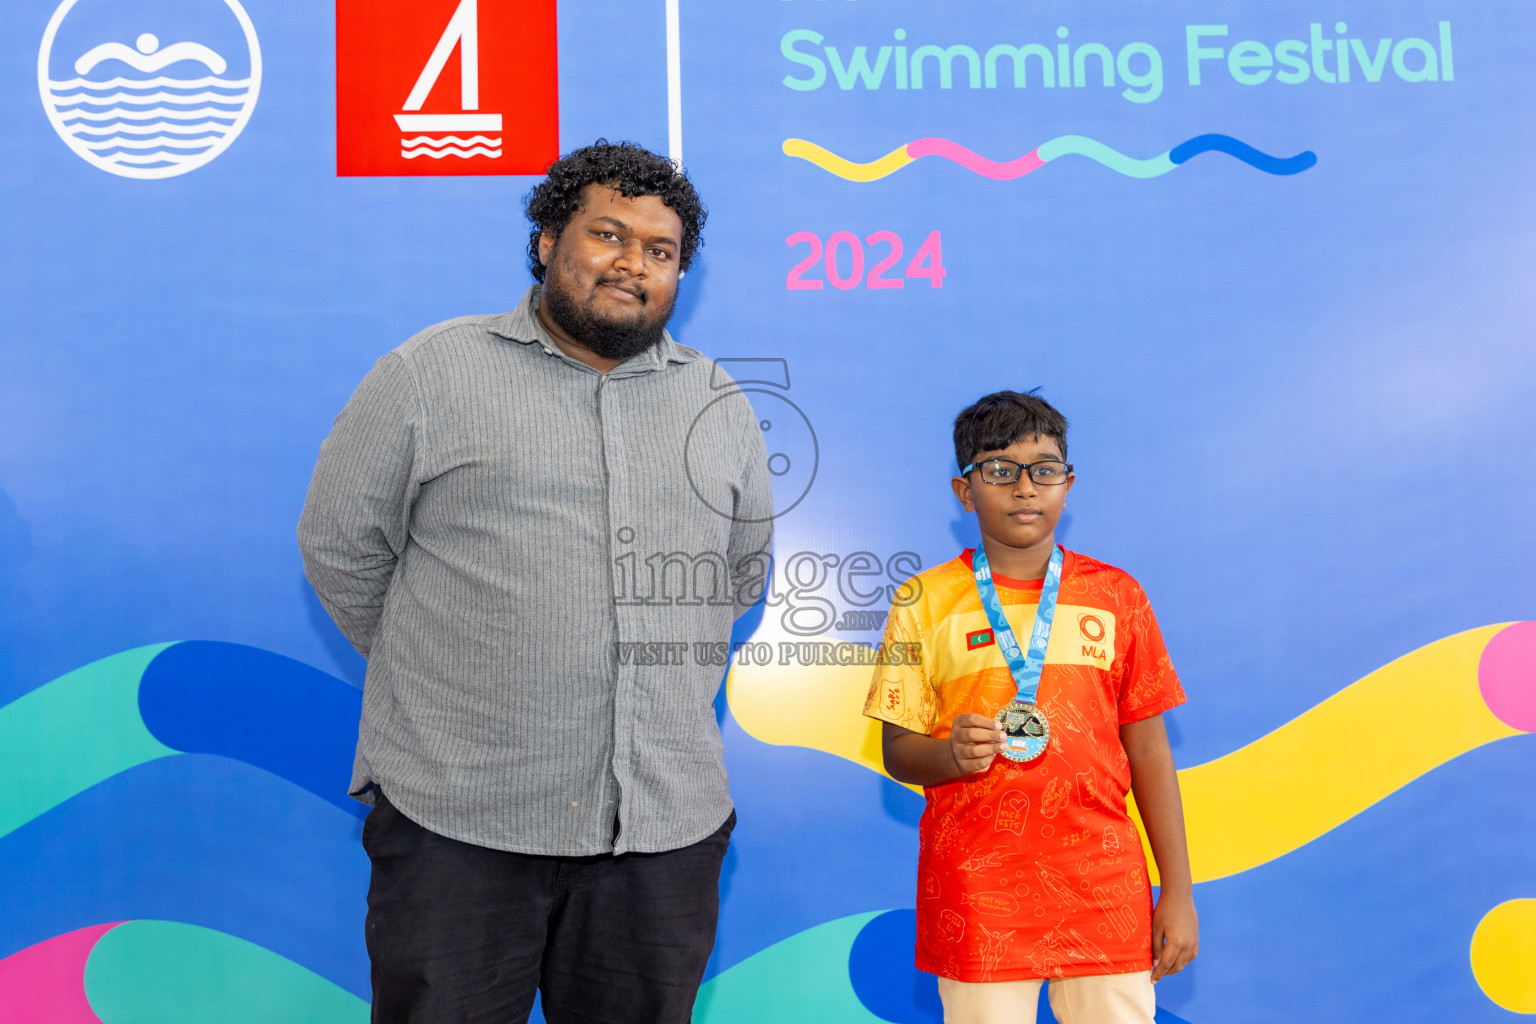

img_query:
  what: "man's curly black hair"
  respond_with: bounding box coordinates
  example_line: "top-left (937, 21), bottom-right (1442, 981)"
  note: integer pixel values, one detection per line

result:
top-left (523, 140), bottom-right (706, 282)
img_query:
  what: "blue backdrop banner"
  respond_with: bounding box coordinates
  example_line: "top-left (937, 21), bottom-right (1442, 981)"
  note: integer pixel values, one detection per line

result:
top-left (2, 1), bottom-right (1534, 1021)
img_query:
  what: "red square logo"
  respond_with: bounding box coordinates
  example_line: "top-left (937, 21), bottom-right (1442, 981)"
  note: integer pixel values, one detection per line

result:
top-left (336, 0), bottom-right (558, 176)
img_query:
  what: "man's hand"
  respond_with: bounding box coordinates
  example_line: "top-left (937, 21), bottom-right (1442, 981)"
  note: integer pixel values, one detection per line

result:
top-left (948, 713), bottom-right (1005, 775)
top-left (1150, 889), bottom-right (1198, 981)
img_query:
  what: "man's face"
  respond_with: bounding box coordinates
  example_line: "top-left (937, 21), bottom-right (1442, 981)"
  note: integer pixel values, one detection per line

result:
top-left (951, 434), bottom-right (1075, 558)
top-left (537, 184), bottom-right (684, 361)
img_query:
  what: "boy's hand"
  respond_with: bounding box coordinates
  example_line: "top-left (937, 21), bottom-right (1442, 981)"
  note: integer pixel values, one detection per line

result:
top-left (1150, 889), bottom-right (1198, 981)
top-left (948, 713), bottom-right (1005, 774)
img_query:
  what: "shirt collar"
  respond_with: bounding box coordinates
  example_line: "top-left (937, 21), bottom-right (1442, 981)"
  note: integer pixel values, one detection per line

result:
top-left (487, 284), bottom-right (695, 372)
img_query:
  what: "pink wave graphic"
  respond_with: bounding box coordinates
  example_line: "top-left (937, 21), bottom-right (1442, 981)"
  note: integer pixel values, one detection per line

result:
top-left (0, 922), bottom-right (123, 1024)
top-left (1480, 621), bottom-right (1536, 731)
top-left (906, 138), bottom-right (1045, 180)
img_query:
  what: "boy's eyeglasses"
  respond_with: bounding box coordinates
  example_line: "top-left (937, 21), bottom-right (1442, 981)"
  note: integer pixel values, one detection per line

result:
top-left (961, 458), bottom-right (1074, 486)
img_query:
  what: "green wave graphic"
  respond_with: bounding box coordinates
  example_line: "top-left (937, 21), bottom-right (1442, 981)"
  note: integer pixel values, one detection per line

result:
top-left (0, 644), bottom-right (175, 840)
top-left (85, 921), bottom-right (368, 1024)
top-left (693, 912), bottom-right (885, 1023)
top-left (1036, 135), bottom-right (1175, 178)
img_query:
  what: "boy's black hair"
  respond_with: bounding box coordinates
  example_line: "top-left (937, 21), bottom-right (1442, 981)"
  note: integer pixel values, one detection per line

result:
top-left (953, 390), bottom-right (1069, 469)
top-left (522, 140), bottom-right (707, 283)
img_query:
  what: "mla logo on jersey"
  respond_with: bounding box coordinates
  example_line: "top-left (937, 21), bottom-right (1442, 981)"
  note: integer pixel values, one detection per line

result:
top-left (336, 0), bottom-right (559, 176)
top-left (38, 0), bottom-right (261, 180)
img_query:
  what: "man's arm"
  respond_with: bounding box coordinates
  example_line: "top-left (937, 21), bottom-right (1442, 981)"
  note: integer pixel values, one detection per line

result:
top-left (881, 715), bottom-right (1004, 788)
top-left (725, 399), bottom-right (774, 620)
top-left (1121, 712), bottom-right (1199, 981)
top-left (297, 353), bottom-right (421, 657)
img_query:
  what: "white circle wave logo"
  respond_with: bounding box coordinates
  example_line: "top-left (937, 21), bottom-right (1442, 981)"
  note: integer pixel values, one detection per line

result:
top-left (38, 0), bottom-right (262, 180)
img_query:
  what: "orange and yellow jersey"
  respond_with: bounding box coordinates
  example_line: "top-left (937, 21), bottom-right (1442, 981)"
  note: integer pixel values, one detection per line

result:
top-left (863, 548), bottom-right (1185, 982)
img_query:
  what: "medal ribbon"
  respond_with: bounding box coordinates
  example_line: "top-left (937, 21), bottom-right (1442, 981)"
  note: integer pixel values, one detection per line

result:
top-left (971, 545), bottom-right (1064, 706)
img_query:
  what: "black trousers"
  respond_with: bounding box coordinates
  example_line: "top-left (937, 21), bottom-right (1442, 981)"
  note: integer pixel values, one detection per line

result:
top-left (363, 790), bottom-right (734, 1024)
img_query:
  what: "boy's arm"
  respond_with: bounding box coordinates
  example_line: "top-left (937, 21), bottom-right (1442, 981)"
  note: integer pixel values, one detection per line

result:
top-left (881, 715), bottom-right (1005, 787)
top-left (1121, 713), bottom-right (1199, 981)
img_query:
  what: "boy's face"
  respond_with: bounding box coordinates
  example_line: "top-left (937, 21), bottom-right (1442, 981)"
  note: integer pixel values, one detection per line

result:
top-left (951, 434), bottom-right (1075, 559)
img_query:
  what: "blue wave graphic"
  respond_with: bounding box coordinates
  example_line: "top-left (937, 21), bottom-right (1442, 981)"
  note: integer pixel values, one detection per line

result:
top-left (138, 642), bottom-right (366, 820)
top-left (1169, 134), bottom-right (1318, 175)
top-left (0, 756), bottom-right (371, 998)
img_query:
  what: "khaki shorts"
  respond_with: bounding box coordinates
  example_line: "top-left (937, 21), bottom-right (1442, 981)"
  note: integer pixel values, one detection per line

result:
top-left (938, 970), bottom-right (1155, 1024)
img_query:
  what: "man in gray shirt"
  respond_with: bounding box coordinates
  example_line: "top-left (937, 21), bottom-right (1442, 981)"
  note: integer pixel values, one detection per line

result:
top-left (299, 141), bottom-right (773, 1023)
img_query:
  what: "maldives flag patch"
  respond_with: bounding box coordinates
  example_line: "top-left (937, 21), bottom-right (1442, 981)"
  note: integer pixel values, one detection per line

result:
top-left (966, 628), bottom-right (994, 650)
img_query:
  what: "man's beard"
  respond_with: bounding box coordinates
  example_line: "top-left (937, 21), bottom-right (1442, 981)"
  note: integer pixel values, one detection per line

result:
top-left (539, 257), bottom-right (676, 363)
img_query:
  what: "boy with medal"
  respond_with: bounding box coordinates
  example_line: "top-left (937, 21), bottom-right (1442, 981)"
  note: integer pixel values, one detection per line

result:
top-left (863, 392), bottom-right (1197, 1024)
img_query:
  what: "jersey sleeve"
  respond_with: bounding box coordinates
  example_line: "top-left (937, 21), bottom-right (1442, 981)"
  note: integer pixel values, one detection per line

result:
top-left (1114, 582), bottom-right (1187, 724)
top-left (862, 599), bottom-right (938, 735)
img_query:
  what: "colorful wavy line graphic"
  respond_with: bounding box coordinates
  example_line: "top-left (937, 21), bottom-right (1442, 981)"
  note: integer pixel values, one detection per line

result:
top-left (0, 641), bottom-right (365, 841)
top-left (0, 921), bottom-right (366, 1024)
top-left (727, 622), bottom-right (1536, 882)
top-left (783, 134), bottom-right (1317, 182)
top-left (3, 632), bottom-right (1531, 1022)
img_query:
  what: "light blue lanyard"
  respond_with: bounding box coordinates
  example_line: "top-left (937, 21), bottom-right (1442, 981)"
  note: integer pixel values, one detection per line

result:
top-left (971, 545), bottom-right (1064, 706)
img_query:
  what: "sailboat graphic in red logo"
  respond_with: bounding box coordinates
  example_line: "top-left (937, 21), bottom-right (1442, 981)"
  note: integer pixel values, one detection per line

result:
top-left (336, 0), bottom-right (557, 176)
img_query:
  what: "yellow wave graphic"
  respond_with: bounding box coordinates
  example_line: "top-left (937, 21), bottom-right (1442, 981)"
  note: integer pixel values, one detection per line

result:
top-left (727, 624), bottom-right (1525, 882)
top-left (728, 652), bottom-right (908, 789)
top-left (1471, 899), bottom-right (1536, 1013)
top-left (781, 139), bottom-right (911, 182)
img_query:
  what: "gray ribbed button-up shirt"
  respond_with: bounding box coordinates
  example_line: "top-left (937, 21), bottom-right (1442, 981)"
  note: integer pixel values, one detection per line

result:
top-left (298, 286), bottom-right (773, 855)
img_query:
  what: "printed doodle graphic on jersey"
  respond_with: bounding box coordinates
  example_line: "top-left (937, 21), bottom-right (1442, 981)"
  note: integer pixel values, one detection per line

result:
top-left (336, 0), bottom-right (558, 176)
top-left (37, 0), bottom-right (261, 180)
